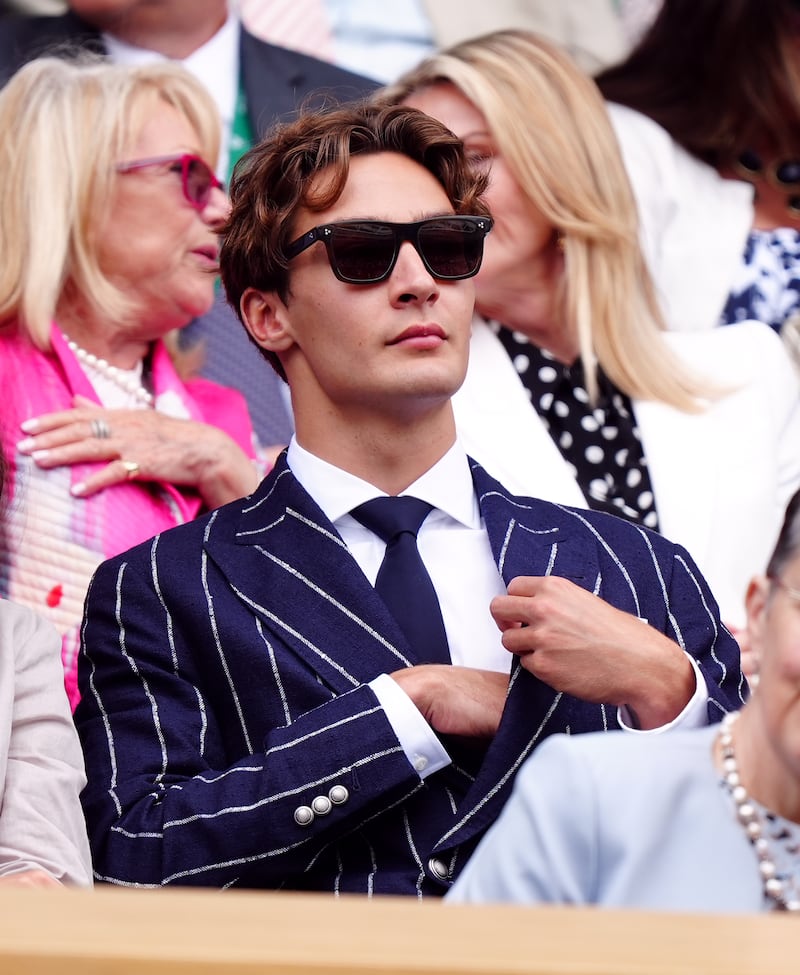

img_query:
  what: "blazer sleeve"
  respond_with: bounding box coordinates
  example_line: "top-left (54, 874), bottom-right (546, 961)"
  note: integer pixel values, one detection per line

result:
top-left (75, 544), bottom-right (423, 889)
top-left (0, 604), bottom-right (92, 886)
top-left (654, 535), bottom-right (748, 718)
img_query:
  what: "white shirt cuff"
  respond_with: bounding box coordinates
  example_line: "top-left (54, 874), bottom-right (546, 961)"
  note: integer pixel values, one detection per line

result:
top-left (617, 654), bottom-right (707, 733)
top-left (369, 673), bottom-right (450, 778)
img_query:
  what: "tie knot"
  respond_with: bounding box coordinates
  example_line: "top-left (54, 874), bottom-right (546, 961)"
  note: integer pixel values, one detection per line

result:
top-left (351, 496), bottom-right (434, 544)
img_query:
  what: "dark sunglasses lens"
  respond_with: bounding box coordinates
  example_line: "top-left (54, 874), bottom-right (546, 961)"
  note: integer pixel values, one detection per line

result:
top-left (185, 158), bottom-right (213, 208)
top-left (329, 223), bottom-right (396, 282)
top-left (418, 219), bottom-right (484, 278)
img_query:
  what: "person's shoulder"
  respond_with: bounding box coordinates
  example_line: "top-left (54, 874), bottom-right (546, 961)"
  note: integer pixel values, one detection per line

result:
top-left (472, 457), bottom-right (672, 546)
top-left (0, 597), bottom-right (58, 646)
top-left (239, 24), bottom-right (378, 92)
top-left (535, 724), bottom-right (719, 776)
top-left (665, 320), bottom-right (794, 386)
top-left (0, 13), bottom-right (100, 75)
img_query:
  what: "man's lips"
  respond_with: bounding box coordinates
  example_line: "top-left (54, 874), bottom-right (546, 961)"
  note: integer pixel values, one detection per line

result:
top-left (388, 324), bottom-right (447, 347)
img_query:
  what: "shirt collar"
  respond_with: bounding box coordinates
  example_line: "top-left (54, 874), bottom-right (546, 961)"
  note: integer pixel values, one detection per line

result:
top-left (102, 13), bottom-right (239, 132)
top-left (286, 437), bottom-right (480, 529)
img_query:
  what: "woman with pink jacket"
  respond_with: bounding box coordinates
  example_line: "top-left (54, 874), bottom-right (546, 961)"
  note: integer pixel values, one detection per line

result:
top-left (0, 57), bottom-right (266, 707)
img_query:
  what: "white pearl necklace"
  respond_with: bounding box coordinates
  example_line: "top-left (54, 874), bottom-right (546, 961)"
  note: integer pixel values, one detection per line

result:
top-left (718, 712), bottom-right (800, 911)
top-left (64, 334), bottom-right (154, 407)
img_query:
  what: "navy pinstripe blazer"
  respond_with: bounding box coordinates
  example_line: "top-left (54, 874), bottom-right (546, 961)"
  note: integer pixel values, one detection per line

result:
top-left (75, 455), bottom-right (745, 893)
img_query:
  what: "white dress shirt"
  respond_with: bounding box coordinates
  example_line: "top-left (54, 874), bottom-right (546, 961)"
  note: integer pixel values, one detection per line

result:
top-left (287, 438), bottom-right (706, 777)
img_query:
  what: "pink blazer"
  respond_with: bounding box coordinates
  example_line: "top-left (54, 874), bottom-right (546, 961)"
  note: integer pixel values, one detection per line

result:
top-left (0, 324), bottom-right (256, 708)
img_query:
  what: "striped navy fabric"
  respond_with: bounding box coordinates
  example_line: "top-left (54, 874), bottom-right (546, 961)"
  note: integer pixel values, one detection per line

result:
top-left (75, 455), bottom-right (745, 893)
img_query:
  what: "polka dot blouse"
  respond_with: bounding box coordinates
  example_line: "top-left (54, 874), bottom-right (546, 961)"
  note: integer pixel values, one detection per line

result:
top-left (496, 326), bottom-right (660, 531)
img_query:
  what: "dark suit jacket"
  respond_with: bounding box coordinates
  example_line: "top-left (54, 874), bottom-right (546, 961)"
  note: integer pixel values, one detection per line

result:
top-left (0, 14), bottom-right (377, 447)
top-left (75, 454), bottom-right (745, 893)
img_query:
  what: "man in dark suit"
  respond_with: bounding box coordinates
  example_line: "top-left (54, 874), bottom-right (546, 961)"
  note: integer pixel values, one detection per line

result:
top-left (75, 101), bottom-right (745, 894)
top-left (0, 0), bottom-right (376, 447)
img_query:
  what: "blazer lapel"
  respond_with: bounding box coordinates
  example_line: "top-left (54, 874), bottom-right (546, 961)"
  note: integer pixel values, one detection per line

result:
top-left (204, 455), bottom-right (418, 694)
top-left (436, 463), bottom-right (603, 852)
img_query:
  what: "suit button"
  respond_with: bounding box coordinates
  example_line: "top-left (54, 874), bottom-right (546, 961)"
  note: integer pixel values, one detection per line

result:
top-left (293, 805), bottom-right (314, 827)
top-left (329, 785), bottom-right (349, 805)
top-left (428, 857), bottom-right (449, 881)
top-left (312, 795), bottom-right (332, 816)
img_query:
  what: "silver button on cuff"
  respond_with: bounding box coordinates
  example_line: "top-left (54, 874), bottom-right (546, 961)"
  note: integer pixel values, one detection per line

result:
top-left (428, 857), bottom-right (449, 881)
top-left (328, 785), bottom-right (349, 805)
top-left (311, 795), bottom-right (332, 816)
top-left (293, 805), bottom-right (314, 827)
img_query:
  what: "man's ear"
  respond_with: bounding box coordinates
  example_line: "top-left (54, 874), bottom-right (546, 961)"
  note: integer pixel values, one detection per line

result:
top-left (240, 288), bottom-right (295, 354)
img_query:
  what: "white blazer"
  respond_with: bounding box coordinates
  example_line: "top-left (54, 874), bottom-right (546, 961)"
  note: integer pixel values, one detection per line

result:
top-left (454, 319), bottom-right (800, 627)
top-left (607, 103), bottom-right (755, 333)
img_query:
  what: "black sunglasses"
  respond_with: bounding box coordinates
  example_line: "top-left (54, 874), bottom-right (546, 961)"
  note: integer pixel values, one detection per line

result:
top-left (285, 215), bottom-right (493, 284)
top-left (116, 153), bottom-right (222, 212)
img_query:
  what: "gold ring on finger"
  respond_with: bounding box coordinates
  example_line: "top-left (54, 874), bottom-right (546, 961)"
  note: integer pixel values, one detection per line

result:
top-left (120, 459), bottom-right (140, 480)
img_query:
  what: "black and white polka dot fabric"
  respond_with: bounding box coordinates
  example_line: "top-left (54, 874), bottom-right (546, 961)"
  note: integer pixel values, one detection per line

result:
top-left (496, 327), bottom-right (660, 531)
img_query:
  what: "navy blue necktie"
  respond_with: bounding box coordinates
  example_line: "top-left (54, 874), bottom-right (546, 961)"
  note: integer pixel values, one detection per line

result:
top-left (351, 496), bottom-right (451, 664)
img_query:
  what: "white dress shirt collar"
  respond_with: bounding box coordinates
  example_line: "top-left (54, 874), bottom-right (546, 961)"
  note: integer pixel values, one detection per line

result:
top-left (286, 436), bottom-right (480, 529)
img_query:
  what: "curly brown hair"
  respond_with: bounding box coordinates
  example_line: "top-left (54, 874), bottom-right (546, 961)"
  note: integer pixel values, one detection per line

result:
top-left (219, 101), bottom-right (488, 378)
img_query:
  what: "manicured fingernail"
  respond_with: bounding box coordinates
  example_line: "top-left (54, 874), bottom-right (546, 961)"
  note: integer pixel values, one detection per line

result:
top-left (20, 418), bottom-right (40, 433)
top-left (31, 449), bottom-right (50, 461)
top-left (71, 482), bottom-right (87, 497)
top-left (17, 438), bottom-right (35, 453)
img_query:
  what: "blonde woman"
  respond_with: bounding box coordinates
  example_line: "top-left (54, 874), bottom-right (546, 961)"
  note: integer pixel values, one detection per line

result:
top-left (0, 57), bottom-right (265, 708)
top-left (380, 30), bottom-right (800, 636)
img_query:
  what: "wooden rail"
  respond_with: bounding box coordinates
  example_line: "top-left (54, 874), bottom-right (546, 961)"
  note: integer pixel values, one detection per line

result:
top-left (0, 886), bottom-right (796, 975)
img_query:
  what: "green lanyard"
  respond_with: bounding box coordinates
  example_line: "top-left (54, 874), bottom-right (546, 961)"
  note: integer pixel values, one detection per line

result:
top-left (227, 75), bottom-right (254, 183)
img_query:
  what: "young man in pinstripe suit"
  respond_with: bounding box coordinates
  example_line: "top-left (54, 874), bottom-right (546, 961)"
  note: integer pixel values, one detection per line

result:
top-left (75, 102), bottom-right (745, 894)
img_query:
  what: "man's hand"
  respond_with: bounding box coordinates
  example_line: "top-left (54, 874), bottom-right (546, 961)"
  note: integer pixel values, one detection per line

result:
top-left (491, 576), bottom-right (696, 730)
top-left (391, 666), bottom-right (509, 738)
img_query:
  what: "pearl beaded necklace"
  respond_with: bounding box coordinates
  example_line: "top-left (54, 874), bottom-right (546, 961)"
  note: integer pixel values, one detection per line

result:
top-left (64, 335), bottom-right (154, 407)
top-left (718, 712), bottom-right (800, 911)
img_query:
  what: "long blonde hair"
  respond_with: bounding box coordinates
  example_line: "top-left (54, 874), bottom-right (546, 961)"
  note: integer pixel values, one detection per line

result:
top-left (0, 55), bottom-right (220, 349)
top-left (380, 30), bottom-right (708, 409)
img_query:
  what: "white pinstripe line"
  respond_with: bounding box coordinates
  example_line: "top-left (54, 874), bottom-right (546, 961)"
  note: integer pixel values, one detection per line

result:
top-left (557, 506), bottom-right (641, 616)
top-left (231, 589), bottom-right (364, 686)
top-left (236, 513), bottom-right (287, 537)
top-left (160, 834), bottom-right (315, 884)
top-left (366, 838), bottom-right (377, 897)
top-left (287, 508), bottom-right (349, 548)
top-left (674, 553), bottom-right (739, 698)
top-left (194, 765), bottom-right (265, 784)
top-left (115, 559), bottom-right (170, 787)
top-left (257, 618), bottom-right (291, 726)
top-left (150, 533), bottom-right (209, 758)
top-left (497, 519), bottom-right (515, 574)
top-left (81, 570), bottom-right (122, 818)
top-left (162, 747), bottom-right (403, 828)
top-left (402, 810), bottom-right (425, 900)
top-left (265, 706), bottom-right (384, 756)
top-left (437, 692), bottom-right (564, 846)
top-left (111, 826), bottom-right (163, 839)
top-left (92, 874), bottom-right (161, 888)
top-left (334, 847), bottom-right (343, 897)
top-left (252, 547), bottom-right (414, 667)
top-left (202, 513), bottom-right (253, 754)
top-left (241, 466), bottom-right (294, 513)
